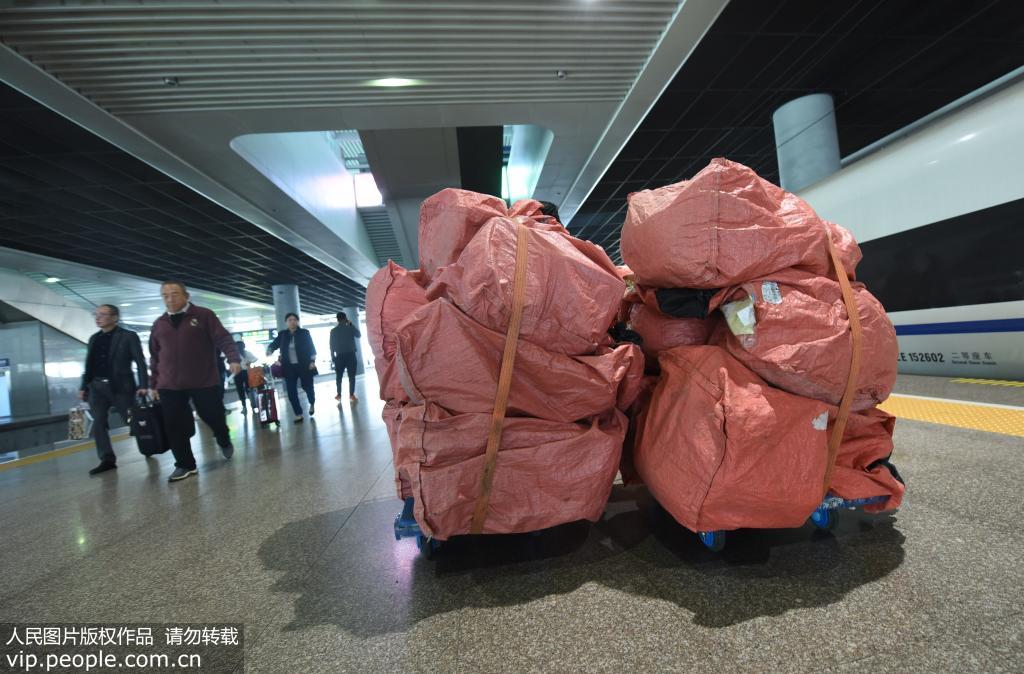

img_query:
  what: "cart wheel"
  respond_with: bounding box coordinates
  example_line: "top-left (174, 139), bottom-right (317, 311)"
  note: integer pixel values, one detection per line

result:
top-left (416, 534), bottom-right (440, 559)
top-left (810, 507), bottom-right (837, 530)
top-left (698, 530), bottom-right (725, 552)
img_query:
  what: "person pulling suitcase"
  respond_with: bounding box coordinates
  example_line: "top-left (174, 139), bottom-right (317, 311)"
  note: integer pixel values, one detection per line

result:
top-left (148, 281), bottom-right (241, 482)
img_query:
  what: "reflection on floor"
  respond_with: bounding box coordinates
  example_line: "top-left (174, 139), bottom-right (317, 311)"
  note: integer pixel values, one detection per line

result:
top-left (0, 374), bottom-right (1021, 671)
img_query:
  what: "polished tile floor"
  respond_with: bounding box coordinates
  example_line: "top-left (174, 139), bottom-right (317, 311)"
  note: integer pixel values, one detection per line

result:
top-left (0, 374), bottom-right (1021, 672)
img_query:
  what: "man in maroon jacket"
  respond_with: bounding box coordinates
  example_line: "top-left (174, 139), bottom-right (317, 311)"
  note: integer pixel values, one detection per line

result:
top-left (149, 281), bottom-right (241, 482)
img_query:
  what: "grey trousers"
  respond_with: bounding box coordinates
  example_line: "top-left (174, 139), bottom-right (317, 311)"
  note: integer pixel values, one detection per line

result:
top-left (88, 380), bottom-right (132, 464)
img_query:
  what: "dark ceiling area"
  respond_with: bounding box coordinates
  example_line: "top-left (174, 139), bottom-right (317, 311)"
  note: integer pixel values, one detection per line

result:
top-left (0, 83), bottom-right (366, 312)
top-left (570, 0), bottom-right (1024, 262)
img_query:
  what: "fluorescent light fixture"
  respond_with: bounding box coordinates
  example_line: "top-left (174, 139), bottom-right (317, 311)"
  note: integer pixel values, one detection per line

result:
top-left (121, 303), bottom-right (132, 307)
top-left (366, 77), bottom-right (422, 88)
top-left (148, 306), bottom-right (160, 310)
top-left (45, 277), bottom-right (60, 283)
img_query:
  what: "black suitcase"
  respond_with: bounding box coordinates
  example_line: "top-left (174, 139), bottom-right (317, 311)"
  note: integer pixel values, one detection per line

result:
top-left (131, 395), bottom-right (170, 456)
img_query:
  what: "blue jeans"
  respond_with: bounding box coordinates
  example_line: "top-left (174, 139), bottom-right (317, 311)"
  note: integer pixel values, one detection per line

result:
top-left (283, 362), bottom-right (315, 415)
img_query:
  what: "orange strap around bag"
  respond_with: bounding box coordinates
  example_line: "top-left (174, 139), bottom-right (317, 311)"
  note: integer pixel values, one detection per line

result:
top-left (822, 231), bottom-right (863, 496)
top-left (470, 223), bottom-right (530, 534)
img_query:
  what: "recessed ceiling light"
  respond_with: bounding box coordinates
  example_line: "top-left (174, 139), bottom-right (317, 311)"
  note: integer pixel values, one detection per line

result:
top-left (163, 76), bottom-right (179, 86)
top-left (45, 277), bottom-right (60, 283)
top-left (367, 77), bottom-right (422, 88)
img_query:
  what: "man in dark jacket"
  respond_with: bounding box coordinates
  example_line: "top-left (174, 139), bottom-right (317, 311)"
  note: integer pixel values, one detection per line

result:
top-left (149, 281), bottom-right (241, 482)
top-left (330, 311), bottom-right (361, 403)
top-left (79, 304), bottom-right (148, 475)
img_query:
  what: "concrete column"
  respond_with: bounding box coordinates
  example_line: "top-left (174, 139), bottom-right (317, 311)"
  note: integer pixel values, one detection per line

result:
top-left (772, 93), bottom-right (841, 192)
top-left (341, 306), bottom-right (365, 375)
top-left (271, 284), bottom-right (300, 331)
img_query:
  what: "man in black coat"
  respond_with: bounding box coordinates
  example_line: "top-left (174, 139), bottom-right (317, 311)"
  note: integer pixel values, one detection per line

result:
top-left (330, 311), bottom-right (361, 403)
top-left (79, 304), bottom-right (149, 475)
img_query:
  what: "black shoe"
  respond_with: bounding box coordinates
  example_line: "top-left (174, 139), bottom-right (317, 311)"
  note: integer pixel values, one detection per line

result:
top-left (241, 405), bottom-right (248, 415)
top-left (168, 467), bottom-right (198, 482)
top-left (89, 462), bottom-right (116, 476)
top-left (309, 403), bottom-right (315, 416)
top-left (220, 442), bottom-right (234, 459)
top-left (294, 415), bottom-right (304, 423)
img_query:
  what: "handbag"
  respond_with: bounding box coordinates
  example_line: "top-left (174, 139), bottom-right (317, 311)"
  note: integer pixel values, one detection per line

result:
top-left (68, 404), bottom-right (93, 441)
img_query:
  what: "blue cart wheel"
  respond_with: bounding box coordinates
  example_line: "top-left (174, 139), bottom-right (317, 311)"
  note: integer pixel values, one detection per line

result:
top-left (810, 507), bottom-right (837, 530)
top-left (416, 534), bottom-right (440, 559)
top-left (698, 530), bottom-right (725, 552)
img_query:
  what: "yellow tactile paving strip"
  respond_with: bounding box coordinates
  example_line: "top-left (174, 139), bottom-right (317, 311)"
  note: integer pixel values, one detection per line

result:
top-left (879, 394), bottom-right (1024, 438)
top-left (951, 378), bottom-right (1024, 388)
top-left (0, 432), bottom-right (130, 473)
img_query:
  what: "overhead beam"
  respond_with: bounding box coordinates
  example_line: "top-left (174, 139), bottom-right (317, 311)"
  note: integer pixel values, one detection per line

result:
top-left (0, 44), bottom-right (378, 285)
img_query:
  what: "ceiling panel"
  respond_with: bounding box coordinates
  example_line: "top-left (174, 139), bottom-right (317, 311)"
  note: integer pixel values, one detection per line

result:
top-left (571, 0), bottom-right (1024, 261)
top-left (0, 0), bottom-right (680, 114)
top-left (0, 82), bottom-right (367, 312)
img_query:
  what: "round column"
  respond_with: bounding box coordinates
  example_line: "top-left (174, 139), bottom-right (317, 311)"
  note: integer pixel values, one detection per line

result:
top-left (271, 284), bottom-right (300, 331)
top-left (772, 93), bottom-right (841, 192)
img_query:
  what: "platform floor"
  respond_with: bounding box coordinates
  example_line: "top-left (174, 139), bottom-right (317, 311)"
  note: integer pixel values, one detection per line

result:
top-left (0, 374), bottom-right (1021, 672)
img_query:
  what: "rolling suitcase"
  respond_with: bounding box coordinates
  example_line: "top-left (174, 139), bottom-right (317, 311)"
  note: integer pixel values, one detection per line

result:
top-left (131, 395), bottom-right (170, 456)
top-left (257, 385), bottom-right (280, 428)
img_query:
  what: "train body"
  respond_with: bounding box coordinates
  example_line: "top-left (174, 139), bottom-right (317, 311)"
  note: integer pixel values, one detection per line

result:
top-left (801, 76), bottom-right (1024, 379)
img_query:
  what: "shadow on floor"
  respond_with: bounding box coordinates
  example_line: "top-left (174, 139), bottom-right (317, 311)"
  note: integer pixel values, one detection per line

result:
top-left (258, 485), bottom-right (906, 636)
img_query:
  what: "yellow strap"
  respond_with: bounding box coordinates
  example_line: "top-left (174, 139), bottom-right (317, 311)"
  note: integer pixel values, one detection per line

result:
top-left (470, 224), bottom-right (530, 534)
top-left (822, 232), bottom-right (863, 496)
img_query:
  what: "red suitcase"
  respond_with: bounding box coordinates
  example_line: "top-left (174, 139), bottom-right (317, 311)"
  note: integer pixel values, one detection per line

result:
top-left (257, 385), bottom-right (280, 428)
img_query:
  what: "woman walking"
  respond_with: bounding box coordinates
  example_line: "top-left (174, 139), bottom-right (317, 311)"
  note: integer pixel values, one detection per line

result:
top-left (232, 340), bottom-right (259, 414)
top-left (266, 313), bottom-right (318, 422)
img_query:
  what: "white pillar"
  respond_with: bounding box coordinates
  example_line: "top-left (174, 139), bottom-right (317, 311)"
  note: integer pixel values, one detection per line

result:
top-left (772, 93), bottom-right (841, 192)
top-left (271, 284), bottom-right (300, 331)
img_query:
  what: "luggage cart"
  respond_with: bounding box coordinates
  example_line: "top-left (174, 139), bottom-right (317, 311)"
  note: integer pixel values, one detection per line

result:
top-left (695, 493), bottom-right (890, 552)
top-left (394, 497), bottom-right (441, 558)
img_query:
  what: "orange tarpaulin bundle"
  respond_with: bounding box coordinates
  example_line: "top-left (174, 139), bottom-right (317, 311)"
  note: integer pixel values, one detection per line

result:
top-left (382, 400), bottom-right (412, 499)
top-left (394, 402), bottom-right (627, 539)
top-left (620, 158), bottom-right (902, 533)
top-left (708, 269), bottom-right (898, 410)
top-left (418, 188), bottom-right (508, 281)
top-left (418, 189), bottom-right (565, 281)
top-left (427, 216), bottom-right (625, 354)
top-left (830, 407), bottom-right (905, 512)
top-left (620, 158), bottom-right (861, 288)
top-left (365, 261), bottom-right (429, 402)
top-left (628, 303), bottom-right (711, 361)
top-left (633, 346), bottom-right (904, 532)
top-left (395, 298), bottom-right (644, 424)
top-left (634, 346), bottom-right (833, 531)
top-left (375, 189), bottom-right (644, 540)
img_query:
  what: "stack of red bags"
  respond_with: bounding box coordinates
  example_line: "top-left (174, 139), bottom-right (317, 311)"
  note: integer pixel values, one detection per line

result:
top-left (620, 158), bottom-right (904, 533)
top-left (367, 189), bottom-right (644, 540)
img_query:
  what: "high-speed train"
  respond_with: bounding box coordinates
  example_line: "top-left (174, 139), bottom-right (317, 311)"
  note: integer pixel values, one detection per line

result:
top-left (800, 73), bottom-right (1024, 380)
